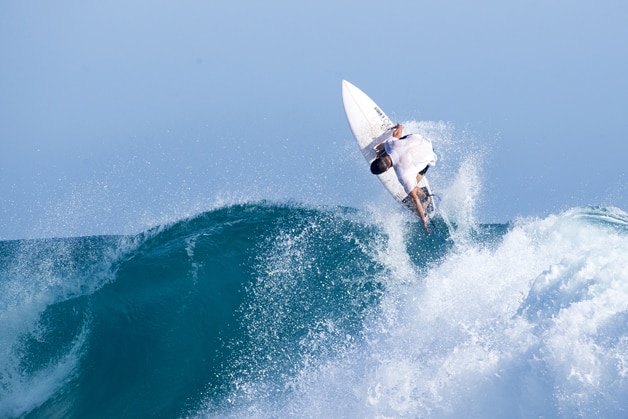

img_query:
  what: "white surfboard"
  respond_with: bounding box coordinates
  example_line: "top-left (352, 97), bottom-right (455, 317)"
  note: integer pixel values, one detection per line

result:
top-left (341, 80), bottom-right (435, 215)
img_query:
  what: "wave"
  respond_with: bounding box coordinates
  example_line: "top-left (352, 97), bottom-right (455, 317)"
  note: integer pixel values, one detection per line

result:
top-left (1, 203), bottom-right (627, 418)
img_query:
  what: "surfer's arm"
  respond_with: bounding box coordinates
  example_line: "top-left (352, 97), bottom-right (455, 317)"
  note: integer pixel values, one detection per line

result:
top-left (409, 187), bottom-right (430, 234)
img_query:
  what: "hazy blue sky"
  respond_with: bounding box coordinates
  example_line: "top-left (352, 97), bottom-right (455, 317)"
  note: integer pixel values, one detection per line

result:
top-left (1, 1), bottom-right (627, 239)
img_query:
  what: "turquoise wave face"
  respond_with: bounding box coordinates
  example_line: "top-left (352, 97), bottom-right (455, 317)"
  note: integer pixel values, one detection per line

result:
top-left (2, 204), bottom-right (628, 418)
top-left (0, 203), bottom-right (440, 418)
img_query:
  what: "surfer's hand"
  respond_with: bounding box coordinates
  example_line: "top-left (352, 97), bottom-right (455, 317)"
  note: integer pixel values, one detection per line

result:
top-left (422, 220), bottom-right (430, 234)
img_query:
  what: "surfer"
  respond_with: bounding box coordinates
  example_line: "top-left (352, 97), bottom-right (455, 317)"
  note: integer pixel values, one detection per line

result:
top-left (370, 123), bottom-right (437, 233)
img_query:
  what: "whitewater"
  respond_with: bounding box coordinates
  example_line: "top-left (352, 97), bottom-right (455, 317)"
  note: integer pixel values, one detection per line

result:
top-left (2, 124), bottom-right (628, 418)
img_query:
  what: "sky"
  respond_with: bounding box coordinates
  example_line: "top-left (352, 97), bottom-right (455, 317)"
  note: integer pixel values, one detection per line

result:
top-left (1, 0), bottom-right (627, 239)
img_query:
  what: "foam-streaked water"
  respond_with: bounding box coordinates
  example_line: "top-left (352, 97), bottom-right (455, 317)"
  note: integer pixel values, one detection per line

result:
top-left (2, 202), bottom-right (627, 418)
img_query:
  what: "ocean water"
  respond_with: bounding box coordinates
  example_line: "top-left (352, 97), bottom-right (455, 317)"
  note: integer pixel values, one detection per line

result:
top-left (1, 200), bottom-right (628, 418)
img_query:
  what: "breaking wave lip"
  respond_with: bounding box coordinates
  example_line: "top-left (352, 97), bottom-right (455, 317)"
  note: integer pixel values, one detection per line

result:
top-left (2, 203), bottom-right (628, 419)
top-left (0, 235), bottom-right (125, 418)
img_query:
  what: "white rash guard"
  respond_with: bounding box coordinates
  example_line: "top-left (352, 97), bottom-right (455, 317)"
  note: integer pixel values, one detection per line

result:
top-left (384, 134), bottom-right (437, 194)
